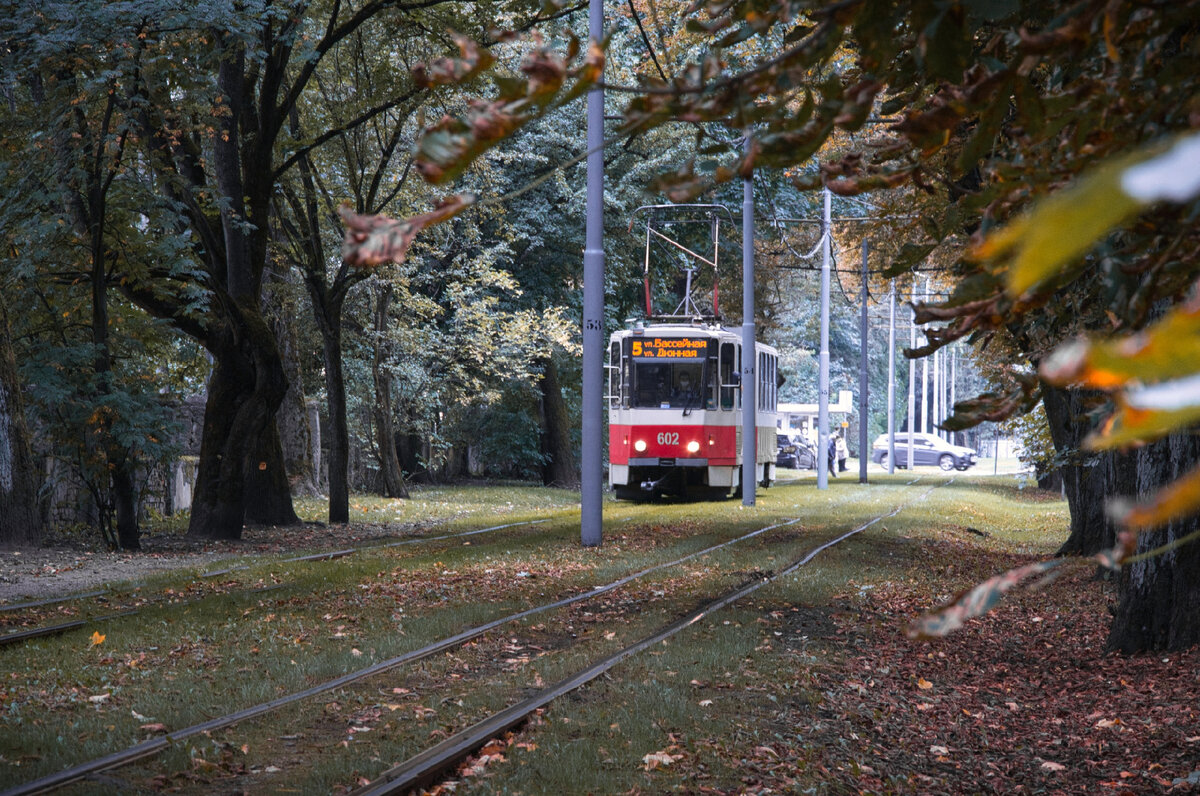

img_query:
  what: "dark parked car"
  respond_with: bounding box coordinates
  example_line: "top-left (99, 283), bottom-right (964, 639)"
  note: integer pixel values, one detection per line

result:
top-left (776, 434), bottom-right (816, 470)
top-left (872, 432), bottom-right (977, 471)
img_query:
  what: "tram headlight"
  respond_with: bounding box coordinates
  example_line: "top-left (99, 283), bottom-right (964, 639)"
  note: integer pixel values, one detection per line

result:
top-left (634, 439), bottom-right (648, 452)
top-left (686, 440), bottom-right (701, 453)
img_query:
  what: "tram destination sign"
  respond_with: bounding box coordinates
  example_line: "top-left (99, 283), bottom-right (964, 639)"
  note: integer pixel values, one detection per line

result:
top-left (631, 337), bottom-right (707, 359)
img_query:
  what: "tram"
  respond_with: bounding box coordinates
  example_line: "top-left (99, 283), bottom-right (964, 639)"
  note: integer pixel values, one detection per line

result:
top-left (607, 323), bottom-right (779, 499)
top-left (607, 204), bottom-right (779, 500)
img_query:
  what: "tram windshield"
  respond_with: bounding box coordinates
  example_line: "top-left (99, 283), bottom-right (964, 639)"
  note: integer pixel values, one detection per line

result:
top-left (631, 361), bottom-right (708, 409)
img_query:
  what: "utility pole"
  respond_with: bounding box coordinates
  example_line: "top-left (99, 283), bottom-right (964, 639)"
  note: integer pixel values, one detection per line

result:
top-left (580, 0), bottom-right (604, 547)
top-left (950, 344), bottom-right (957, 445)
top-left (817, 188), bottom-right (831, 489)
top-left (741, 134), bottom-right (757, 505)
top-left (858, 239), bottom-right (869, 484)
top-left (934, 346), bottom-right (942, 439)
top-left (920, 278), bottom-right (930, 435)
top-left (907, 284), bottom-right (916, 469)
top-left (886, 280), bottom-right (896, 473)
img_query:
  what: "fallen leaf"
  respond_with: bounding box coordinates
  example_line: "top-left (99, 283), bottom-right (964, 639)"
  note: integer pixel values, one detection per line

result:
top-left (929, 745), bottom-right (949, 755)
top-left (140, 723), bottom-right (168, 733)
top-left (89, 631), bottom-right (105, 648)
top-left (699, 700), bottom-right (713, 707)
top-left (642, 750), bottom-right (682, 770)
top-left (917, 677), bottom-right (933, 690)
top-left (88, 693), bottom-right (110, 703)
top-left (1041, 761), bottom-right (1066, 772)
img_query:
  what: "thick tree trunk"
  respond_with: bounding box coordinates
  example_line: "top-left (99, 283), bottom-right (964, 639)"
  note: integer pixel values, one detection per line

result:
top-left (397, 430), bottom-right (431, 484)
top-left (244, 420), bottom-right (302, 526)
top-left (112, 455), bottom-right (140, 550)
top-left (187, 308), bottom-right (292, 539)
top-left (539, 356), bottom-right (578, 488)
top-left (271, 301), bottom-right (321, 497)
top-left (1106, 430), bottom-right (1200, 653)
top-left (372, 285), bottom-right (408, 499)
top-left (0, 301), bottom-right (42, 549)
top-left (1042, 385), bottom-right (1116, 556)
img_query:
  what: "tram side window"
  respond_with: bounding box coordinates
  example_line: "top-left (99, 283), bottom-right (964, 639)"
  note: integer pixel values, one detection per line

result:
top-left (719, 342), bottom-right (739, 410)
top-left (772, 355), bottom-right (782, 410)
top-left (758, 351), bottom-right (767, 411)
top-left (757, 351), bottom-right (778, 412)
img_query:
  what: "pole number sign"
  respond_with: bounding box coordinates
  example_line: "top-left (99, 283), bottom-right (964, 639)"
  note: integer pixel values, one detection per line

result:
top-left (630, 337), bottom-right (706, 359)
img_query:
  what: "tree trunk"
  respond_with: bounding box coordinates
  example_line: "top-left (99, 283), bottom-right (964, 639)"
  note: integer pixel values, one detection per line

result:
top-left (539, 355), bottom-right (578, 488)
top-left (1042, 385), bottom-right (1116, 556)
top-left (322, 329), bottom-right (351, 522)
top-left (0, 300), bottom-right (42, 549)
top-left (244, 419), bottom-right (303, 526)
top-left (396, 430), bottom-right (430, 484)
top-left (112, 455), bottom-right (140, 550)
top-left (187, 308), bottom-right (293, 539)
top-left (1106, 430), bottom-right (1200, 653)
top-left (270, 297), bottom-right (321, 497)
top-left (372, 285), bottom-right (408, 498)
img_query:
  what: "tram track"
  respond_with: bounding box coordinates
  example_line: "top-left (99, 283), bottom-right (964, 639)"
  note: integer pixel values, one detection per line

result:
top-left (0, 519), bottom-right (553, 649)
top-left (0, 511), bottom-right (813, 796)
top-left (1, 477), bottom-right (941, 796)
top-left (352, 480), bottom-right (947, 796)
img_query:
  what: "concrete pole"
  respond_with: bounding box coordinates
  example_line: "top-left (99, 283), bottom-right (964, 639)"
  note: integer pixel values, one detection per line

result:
top-left (580, 0), bottom-right (604, 547)
top-left (817, 187), bottom-right (831, 489)
top-left (920, 279), bottom-right (930, 435)
top-left (741, 135), bottom-right (757, 505)
top-left (858, 239), bottom-right (869, 484)
top-left (907, 284), bottom-right (916, 469)
top-left (887, 280), bottom-right (896, 474)
top-left (934, 346), bottom-right (942, 439)
top-left (950, 344), bottom-right (957, 445)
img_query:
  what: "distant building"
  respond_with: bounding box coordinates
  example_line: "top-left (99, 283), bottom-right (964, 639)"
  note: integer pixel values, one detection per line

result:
top-left (777, 391), bottom-right (853, 443)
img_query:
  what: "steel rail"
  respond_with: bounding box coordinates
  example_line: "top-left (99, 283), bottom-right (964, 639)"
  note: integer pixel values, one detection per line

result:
top-left (0, 590), bottom-right (108, 612)
top-left (199, 519), bottom-right (552, 578)
top-left (352, 480), bottom-right (950, 796)
top-left (0, 610), bottom-right (139, 648)
top-left (0, 519), bottom-right (550, 650)
top-left (2, 513), bottom-right (811, 796)
top-left (0, 585), bottom-right (286, 649)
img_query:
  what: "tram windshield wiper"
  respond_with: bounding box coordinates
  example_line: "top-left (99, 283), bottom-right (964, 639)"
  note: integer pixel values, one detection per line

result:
top-left (681, 390), bottom-right (697, 416)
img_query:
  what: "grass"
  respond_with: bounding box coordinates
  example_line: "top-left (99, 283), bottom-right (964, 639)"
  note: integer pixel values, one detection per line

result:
top-left (0, 472), bottom-right (1069, 794)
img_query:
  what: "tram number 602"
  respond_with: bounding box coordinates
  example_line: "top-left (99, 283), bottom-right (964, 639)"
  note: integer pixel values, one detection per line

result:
top-left (656, 432), bottom-right (679, 445)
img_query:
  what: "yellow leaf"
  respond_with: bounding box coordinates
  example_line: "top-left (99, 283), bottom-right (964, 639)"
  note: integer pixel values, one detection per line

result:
top-left (1109, 463), bottom-right (1200, 531)
top-left (996, 157), bottom-right (1141, 297)
top-left (89, 631), bottom-right (105, 647)
top-left (917, 677), bottom-right (933, 690)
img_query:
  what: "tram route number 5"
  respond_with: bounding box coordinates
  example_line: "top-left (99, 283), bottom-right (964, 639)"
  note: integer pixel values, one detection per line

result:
top-left (656, 432), bottom-right (679, 445)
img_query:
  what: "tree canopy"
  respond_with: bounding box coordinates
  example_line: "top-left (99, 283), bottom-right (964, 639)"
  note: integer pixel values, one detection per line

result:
top-left (343, 0), bottom-right (1200, 651)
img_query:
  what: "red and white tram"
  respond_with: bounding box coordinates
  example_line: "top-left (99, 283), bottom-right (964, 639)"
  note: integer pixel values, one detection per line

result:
top-left (607, 322), bottom-right (779, 499)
